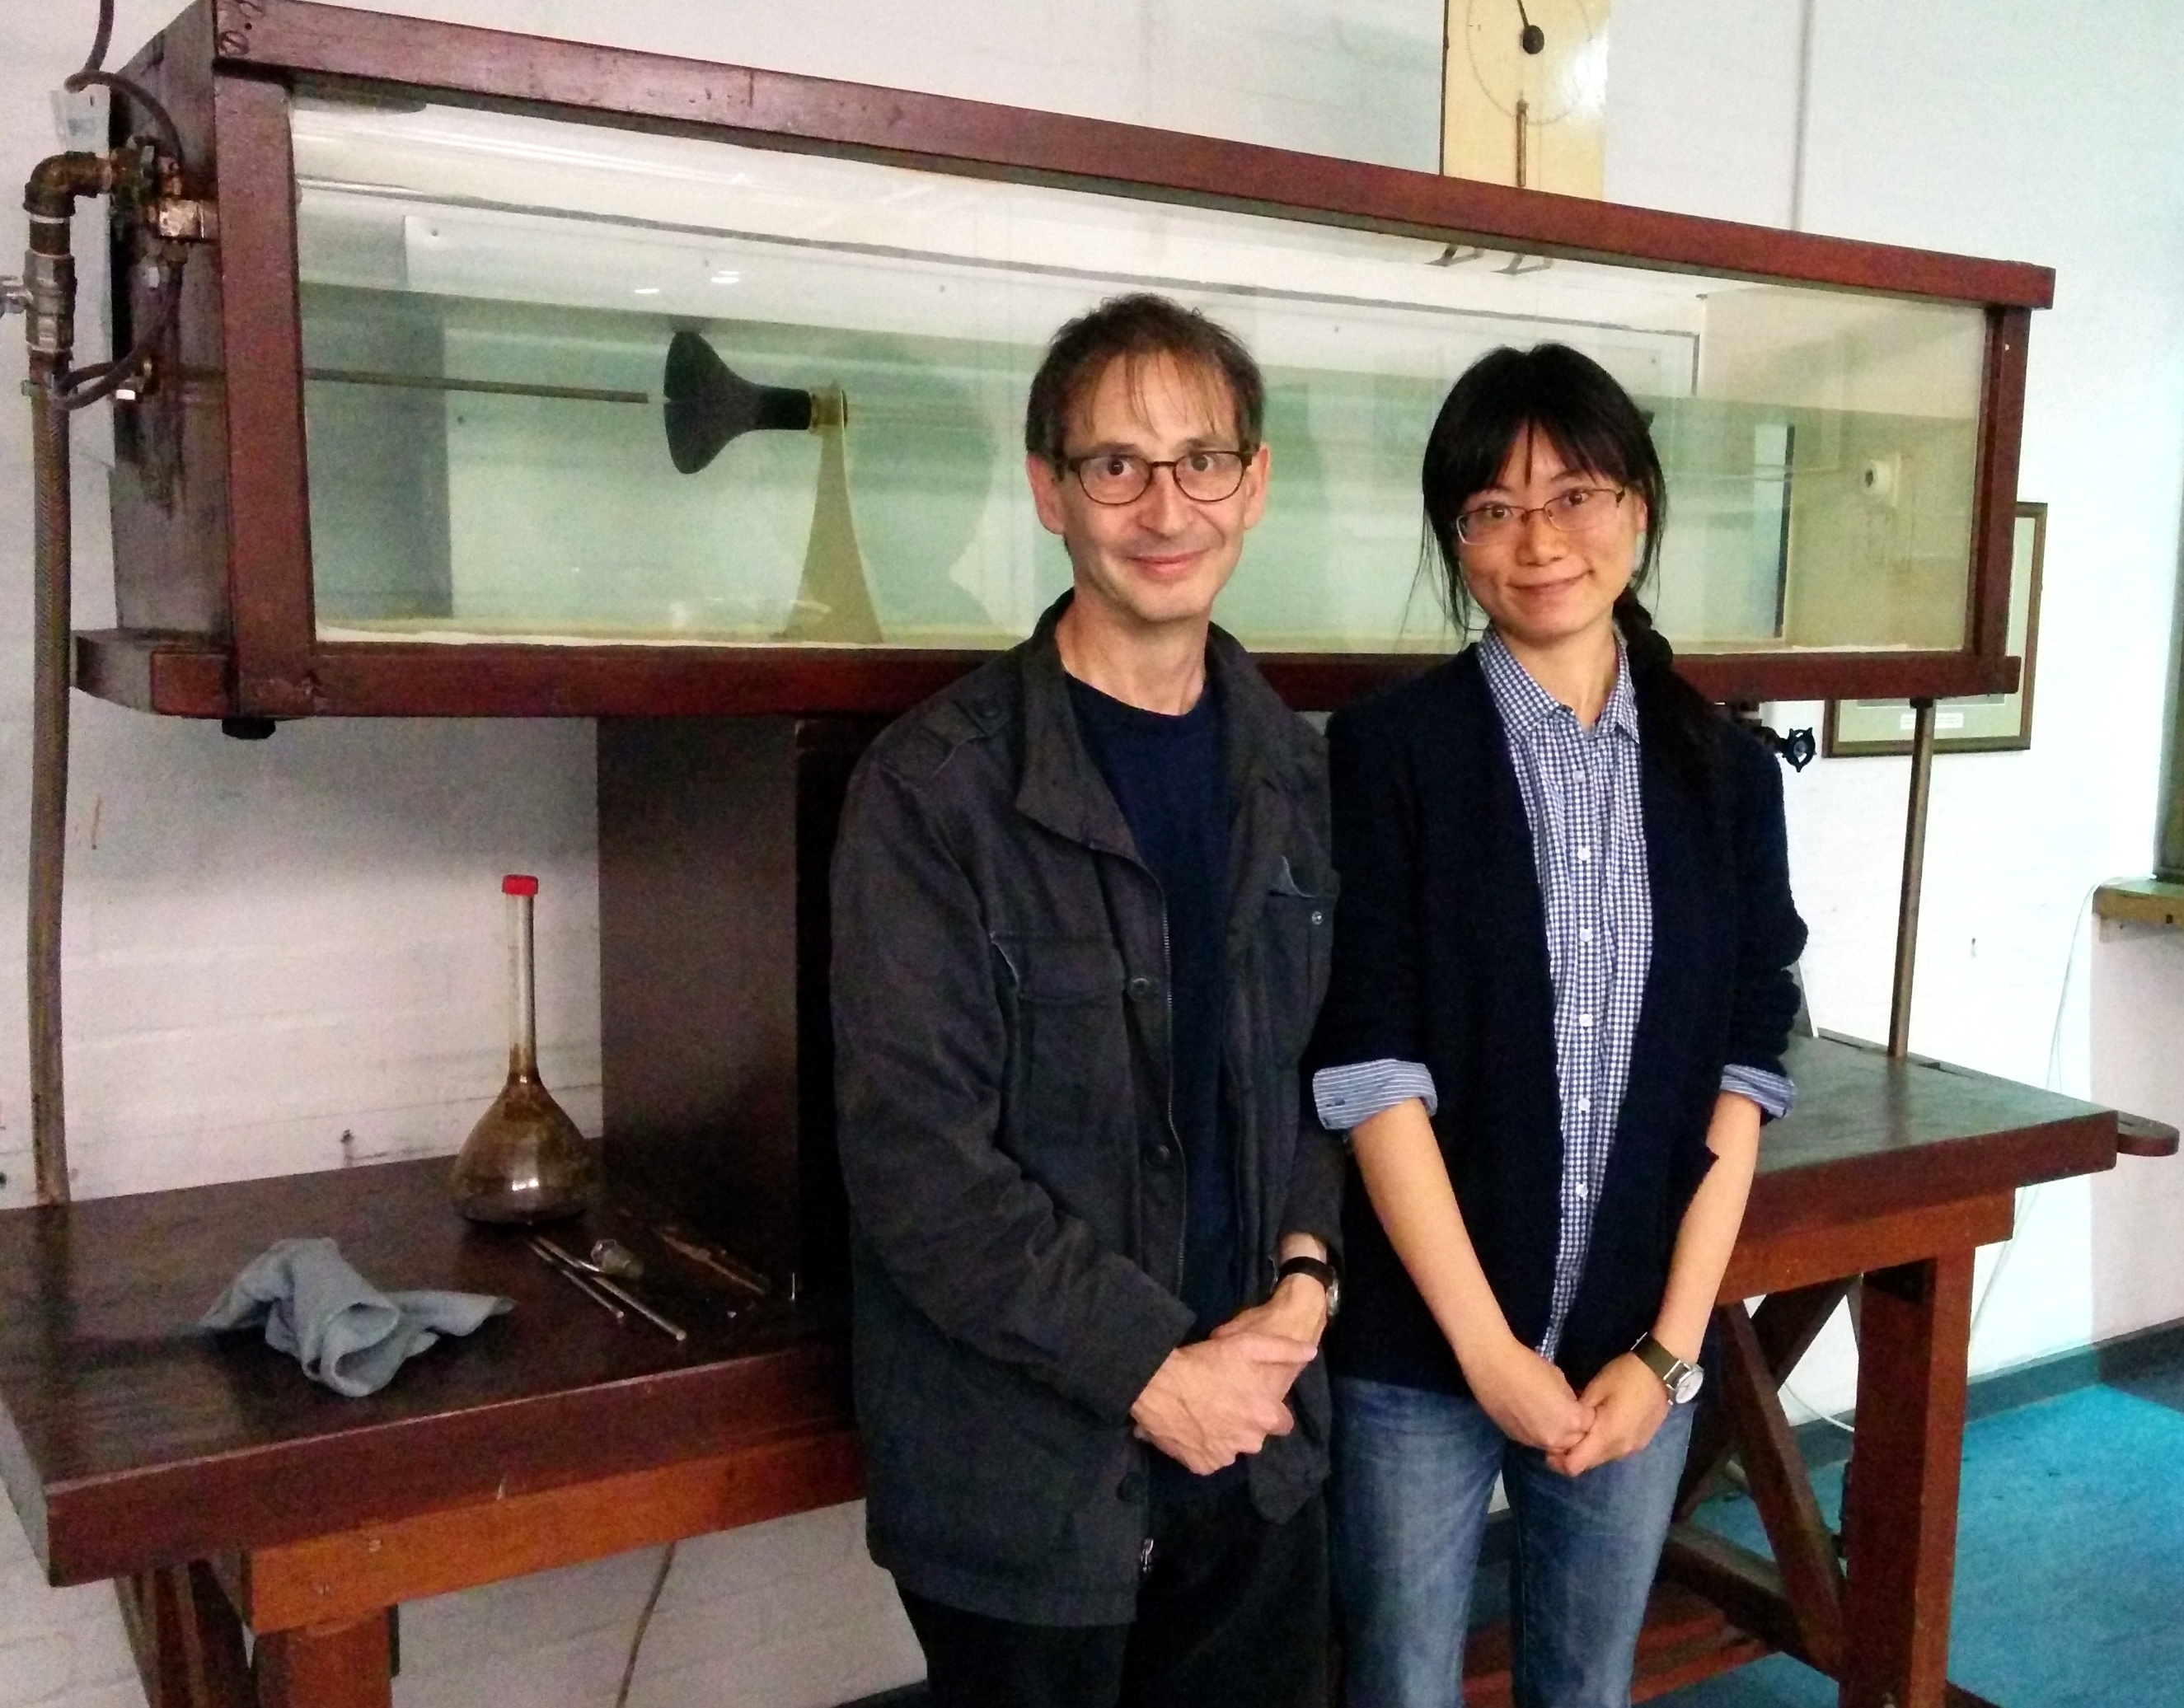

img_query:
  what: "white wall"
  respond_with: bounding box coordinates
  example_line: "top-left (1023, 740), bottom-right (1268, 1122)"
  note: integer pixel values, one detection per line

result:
top-left (2088, 919), bottom-right (2184, 1343)
top-left (0, 2), bottom-right (1440, 1704)
top-left (7, 0), bottom-right (2184, 1701)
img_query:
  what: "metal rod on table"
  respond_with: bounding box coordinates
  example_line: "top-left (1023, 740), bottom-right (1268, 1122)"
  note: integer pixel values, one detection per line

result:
top-left (529, 1238), bottom-right (626, 1322)
top-left (535, 1237), bottom-right (689, 1342)
top-left (1887, 698), bottom-right (1938, 1058)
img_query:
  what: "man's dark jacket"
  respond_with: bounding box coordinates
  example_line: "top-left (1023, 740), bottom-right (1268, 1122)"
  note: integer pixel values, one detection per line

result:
top-left (831, 597), bottom-right (1343, 1626)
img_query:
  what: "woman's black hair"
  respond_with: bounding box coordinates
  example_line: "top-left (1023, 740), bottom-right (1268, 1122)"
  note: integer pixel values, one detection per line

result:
top-left (1420, 342), bottom-right (1721, 786)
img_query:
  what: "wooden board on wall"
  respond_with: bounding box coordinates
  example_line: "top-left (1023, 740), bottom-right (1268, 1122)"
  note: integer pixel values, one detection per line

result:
top-left (598, 717), bottom-right (880, 1294)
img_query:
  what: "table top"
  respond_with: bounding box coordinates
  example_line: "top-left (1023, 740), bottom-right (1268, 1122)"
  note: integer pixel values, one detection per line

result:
top-left (1742, 1032), bottom-right (2117, 1242)
top-left (0, 1158), bottom-right (849, 1583)
top-left (0, 1034), bottom-right (2119, 1586)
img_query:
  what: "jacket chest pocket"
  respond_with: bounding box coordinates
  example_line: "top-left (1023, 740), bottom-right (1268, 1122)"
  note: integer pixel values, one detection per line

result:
top-left (996, 934), bottom-right (1135, 1153)
top-left (1258, 859), bottom-right (1336, 1064)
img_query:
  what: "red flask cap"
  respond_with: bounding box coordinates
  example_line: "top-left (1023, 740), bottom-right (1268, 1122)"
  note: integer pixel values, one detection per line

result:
top-left (503, 874), bottom-right (540, 896)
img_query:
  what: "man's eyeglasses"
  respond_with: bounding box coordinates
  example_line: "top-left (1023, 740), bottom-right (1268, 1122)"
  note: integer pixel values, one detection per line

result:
top-left (1062, 449), bottom-right (1251, 507)
top-left (1454, 485), bottom-right (1628, 546)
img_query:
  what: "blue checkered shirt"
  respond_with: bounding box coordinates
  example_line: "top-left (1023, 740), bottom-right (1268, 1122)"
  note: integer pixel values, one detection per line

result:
top-left (1313, 629), bottom-right (1793, 1361)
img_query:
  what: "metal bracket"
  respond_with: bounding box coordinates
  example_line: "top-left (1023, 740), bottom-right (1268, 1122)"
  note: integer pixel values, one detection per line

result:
top-left (1760, 725), bottom-right (1819, 771)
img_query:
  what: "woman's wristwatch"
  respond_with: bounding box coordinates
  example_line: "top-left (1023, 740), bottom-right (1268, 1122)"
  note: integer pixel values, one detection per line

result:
top-left (1277, 1254), bottom-right (1340, 1319)
top-left (1631, 1333), bottom-right (1704, 1404)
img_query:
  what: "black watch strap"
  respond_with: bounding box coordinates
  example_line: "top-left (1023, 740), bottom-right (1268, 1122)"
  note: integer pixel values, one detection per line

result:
top-left (1277, 1254), bottom-right (1340, 1317)
top-left (1631, 1333), bottom-right (1704, 1404)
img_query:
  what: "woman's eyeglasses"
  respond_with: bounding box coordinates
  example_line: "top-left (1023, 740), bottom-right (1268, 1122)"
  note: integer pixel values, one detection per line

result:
top-left (1455, 485), bottom-right (1627, 546)
top-left (1062, 449), bottom-right (1251, 506)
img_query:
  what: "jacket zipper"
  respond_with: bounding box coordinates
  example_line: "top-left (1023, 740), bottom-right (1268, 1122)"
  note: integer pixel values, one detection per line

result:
top-left (1157, 894), bottom-right (1187, 1299)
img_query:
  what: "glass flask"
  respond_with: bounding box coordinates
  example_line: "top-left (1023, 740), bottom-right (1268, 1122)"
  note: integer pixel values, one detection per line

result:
top-left (450, 873), bottom-right (601, 1223)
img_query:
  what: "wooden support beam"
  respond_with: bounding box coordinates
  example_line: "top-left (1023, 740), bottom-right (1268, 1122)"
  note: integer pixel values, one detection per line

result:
top-left (1721, 1192), bottom-right (2012, 1302)
top-left (255, 1612), bottom-right (392, 1708)
top-left (1677, 1282), bottom-right (1850, 1519)
top-left (1717, 1303), bottom-right (1847, 1675)
top-left (115, 1561), bottom-right (253, 1708)
top-left (236, 1428), bottom-right (861, 1631)
top-left (1660, 1525), bottom-right (1807, 1664)
top-left (1839, 1253), bottom-right (1975, 1708)
top-left (1462, 1580), bottom-right (1769, 1706)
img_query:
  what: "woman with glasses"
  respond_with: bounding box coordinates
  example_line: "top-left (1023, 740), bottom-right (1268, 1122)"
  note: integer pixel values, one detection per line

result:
top-left (1307, 344), bottom-right (1807, 1707)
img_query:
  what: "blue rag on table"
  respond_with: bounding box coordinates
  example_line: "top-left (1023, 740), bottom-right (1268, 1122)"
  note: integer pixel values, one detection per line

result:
top-left (199, 1236), bottom-right (512, 1398)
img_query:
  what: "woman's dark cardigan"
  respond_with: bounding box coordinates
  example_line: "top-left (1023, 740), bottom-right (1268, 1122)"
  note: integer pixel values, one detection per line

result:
top-left (1308, 648), bottom-right (1807, 1395)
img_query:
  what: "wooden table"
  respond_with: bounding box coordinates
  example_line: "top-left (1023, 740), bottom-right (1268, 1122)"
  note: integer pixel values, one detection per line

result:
top-left (0, 1161), bottom-right (860, 1706)
top-left (1465, 1032), bottom-right (2149, 1708)
top-left (0, 1033), bottom-right (2154, 1708)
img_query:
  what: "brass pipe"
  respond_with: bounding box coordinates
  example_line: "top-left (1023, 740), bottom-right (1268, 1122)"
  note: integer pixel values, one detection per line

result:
top-left (1886, 697), bottom-right (1938, 1059)
top-left (26, 152), bottom-right (114, 223)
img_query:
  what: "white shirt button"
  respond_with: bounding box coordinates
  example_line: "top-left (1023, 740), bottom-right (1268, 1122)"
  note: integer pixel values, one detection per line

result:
top-left (1580, 927), bottom-right (1594, 945)
top-left (1573, 1182), bottom-right (1590, 1200)
top-left (1576, 845), bottom-right (1591, 863)
top-left (1577, 1013), bottom-right (1594, 1028)
top-left (1577, 1097), bottom-right (1592, 1114)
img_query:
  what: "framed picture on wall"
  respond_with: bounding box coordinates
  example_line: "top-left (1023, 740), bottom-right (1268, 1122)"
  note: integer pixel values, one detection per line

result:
top-left (1823, 502), bottom-right (2046, 757)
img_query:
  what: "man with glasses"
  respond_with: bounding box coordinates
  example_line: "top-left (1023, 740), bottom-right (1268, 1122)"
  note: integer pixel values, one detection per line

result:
top-left (832, 293), bottom-right (1342, 1706)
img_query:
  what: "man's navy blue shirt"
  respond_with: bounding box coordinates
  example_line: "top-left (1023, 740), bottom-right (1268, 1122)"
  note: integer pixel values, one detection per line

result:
top-left (1065, 673), bottom-right (1239, 1345)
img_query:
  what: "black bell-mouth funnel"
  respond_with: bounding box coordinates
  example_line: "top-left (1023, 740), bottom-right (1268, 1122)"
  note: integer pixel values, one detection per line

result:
top-left (663, 330), bottom-right (820, 473)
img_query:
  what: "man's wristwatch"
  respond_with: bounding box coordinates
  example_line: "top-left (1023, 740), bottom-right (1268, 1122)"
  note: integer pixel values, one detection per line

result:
top-left (1631, 1333), bottom-right (1704, 1404)
top-left (1277, 1254), bottom-right (1340, 1319)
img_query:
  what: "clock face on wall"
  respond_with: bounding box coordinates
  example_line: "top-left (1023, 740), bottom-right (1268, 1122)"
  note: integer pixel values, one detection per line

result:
top-left (1442, 0), bottom-right (1610, 197)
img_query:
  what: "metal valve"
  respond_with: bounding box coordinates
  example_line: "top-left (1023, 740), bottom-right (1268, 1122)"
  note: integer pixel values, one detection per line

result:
top-left (148, 198), bottom-right (217, 241)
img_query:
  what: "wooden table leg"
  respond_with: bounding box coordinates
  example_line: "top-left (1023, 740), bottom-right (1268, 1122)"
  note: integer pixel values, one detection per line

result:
top-left (255, 1611), bottom-right (393, 1708)
top-left (1676, 1284), bottom-right (1850, 1521)
top-left (1838, 1252), bottom-right (1975, 1708)
top-left (114, 1561), bottom-right (254, 1707)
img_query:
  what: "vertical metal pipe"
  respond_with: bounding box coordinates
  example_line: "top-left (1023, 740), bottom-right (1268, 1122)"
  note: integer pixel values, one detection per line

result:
top-left (28, 363), bottom-right (70, 1202)
top-left (2154, 557), bottom-right (2184, 882)
top-left (22, 154), bottom-right (112, 1205)
top-left (1887, 698), bottom-right (1938, 1058)
top-left (1788, 0), bottom-right (1819, 232)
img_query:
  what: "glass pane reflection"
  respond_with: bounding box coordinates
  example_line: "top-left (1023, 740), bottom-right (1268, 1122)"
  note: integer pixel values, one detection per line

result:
top-left (293, 97), bottom-right (1985, 655)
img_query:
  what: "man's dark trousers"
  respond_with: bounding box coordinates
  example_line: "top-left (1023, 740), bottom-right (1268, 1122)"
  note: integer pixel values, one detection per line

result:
top-left (900, 1486), bottom-right (1329, 1708)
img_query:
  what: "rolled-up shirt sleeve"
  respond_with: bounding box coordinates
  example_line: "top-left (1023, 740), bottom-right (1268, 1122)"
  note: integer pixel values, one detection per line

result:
top-left (1313, 1059), bottom-right (1439, 1132)
top-left (1718, 1062), bottom-right (1795, 1122)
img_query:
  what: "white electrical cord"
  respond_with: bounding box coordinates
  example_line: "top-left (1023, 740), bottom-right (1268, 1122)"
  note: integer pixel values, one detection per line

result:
top-left (1776, 880), bottom-right (2101, 1435)
top-left (1963, 879), bottom-right (2100, 1358)
top-left (1779, 1359), bottom-right (1855, 1434)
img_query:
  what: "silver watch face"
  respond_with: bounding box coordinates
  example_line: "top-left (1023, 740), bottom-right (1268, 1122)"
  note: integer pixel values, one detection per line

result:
top-left (1671, 1364), bottom-right (1704, 1404)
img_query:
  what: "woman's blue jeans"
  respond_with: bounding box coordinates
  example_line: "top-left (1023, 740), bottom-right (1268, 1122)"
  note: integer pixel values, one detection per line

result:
top-left (1332, 1374), bottom-right (1696, 1708)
